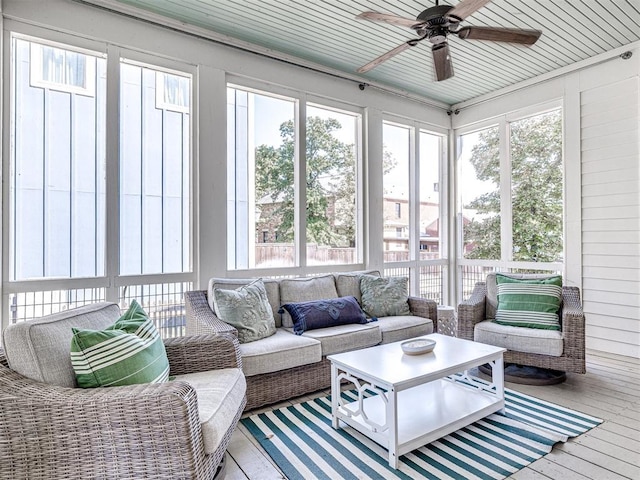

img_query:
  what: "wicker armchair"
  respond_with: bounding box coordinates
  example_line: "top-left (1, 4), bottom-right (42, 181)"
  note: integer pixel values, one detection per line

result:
top-left (0, 305), bottom-right (246, 480)
top-left (458, 275), bottom-right (586, 374)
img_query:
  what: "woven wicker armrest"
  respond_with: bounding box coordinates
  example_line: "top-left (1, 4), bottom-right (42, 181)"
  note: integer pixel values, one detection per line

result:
top-left (457, 282), bottom-right (487, 340)
top-left (560, 286), bottom-right (586, 367)
top-left (0, 362), bottom-right (207, 477)
top-left (164, 332), bottom-right (242, 375)
top-left (185, 290), bottom-right (238, 337)
top-left (408, 296), bottom-right (438, 330)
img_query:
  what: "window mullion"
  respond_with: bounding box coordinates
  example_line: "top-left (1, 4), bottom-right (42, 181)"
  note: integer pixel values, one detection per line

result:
top-left (409, 124), bottom-right (419, 296)
top-left (296, 97), bottom-right (307, 269)
top-left (105, 44), bottom-right (121, 303)
top-left (499, 117), bottom-right (512, 263)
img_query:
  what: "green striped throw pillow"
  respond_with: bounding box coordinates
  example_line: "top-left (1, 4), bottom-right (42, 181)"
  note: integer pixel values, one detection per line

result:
top-left (70, 300), bottom-right (170, 388)
top-left (495, 274), bottom-right (563, 330)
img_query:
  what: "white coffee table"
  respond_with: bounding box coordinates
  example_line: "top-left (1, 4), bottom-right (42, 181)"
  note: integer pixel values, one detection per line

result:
top-left (328, 333), bottom-right (506, 468)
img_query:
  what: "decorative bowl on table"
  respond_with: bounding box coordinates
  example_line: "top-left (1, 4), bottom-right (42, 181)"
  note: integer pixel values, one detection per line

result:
top-left (401, 338), bottom-right (436, 355)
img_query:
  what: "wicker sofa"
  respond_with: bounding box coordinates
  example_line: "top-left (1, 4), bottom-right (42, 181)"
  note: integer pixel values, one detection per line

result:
top-left (457, 273), bottom-right (586, 374)
top-left (0, 302), bottom-right (246, 480)
top-left (185, 272), bottom-right (438, 411)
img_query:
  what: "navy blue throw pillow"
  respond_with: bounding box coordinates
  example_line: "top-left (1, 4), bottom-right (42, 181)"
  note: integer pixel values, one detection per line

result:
top-left (281, 296), bottom-right (372, 335)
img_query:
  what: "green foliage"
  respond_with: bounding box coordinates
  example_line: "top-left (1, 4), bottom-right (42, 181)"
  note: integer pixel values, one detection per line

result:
top-left (255, 116), bottom-right (356, 246)
top-left (464, 110), bottom-right (563, 262)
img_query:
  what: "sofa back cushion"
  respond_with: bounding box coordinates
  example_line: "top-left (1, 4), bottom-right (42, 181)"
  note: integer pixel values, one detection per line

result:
top-left (209, 278), bottom-right (281, 327)
top-left (360, 275), bottom-right (411, 318)
top-left (486, 272), bottom-right (562, 319)
top-left (279, 275), bottom-right (339, 328)
top-left (212, 279), bottom-right (277, 343)
top-left (2, 302), bottom-right (121, 387)
top-left (334, 270), bottom-right (380, 304)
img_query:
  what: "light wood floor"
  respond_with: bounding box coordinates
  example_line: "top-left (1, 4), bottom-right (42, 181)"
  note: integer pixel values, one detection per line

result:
top-left (225, 350), bottom-right (640, 479)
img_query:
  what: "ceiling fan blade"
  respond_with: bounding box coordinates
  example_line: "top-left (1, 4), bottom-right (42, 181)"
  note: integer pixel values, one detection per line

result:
top-left (457, 26), bottom-right (542, 45)
top-left (432, 43), bottom-right (454, 81)
top-left (447, 0), bottom-right (493, 21)
top-left (357, 42), bottom-right (414, 73)
top-left (356, 11), bottom-right (424, 29)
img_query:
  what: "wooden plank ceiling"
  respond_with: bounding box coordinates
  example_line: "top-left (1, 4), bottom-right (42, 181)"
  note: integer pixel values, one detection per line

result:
top-left (106, 0), bottom-right (640, 105)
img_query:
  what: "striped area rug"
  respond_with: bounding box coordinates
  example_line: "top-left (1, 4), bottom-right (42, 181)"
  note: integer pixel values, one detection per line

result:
top-left (242, 385), bottom-right (602, 479)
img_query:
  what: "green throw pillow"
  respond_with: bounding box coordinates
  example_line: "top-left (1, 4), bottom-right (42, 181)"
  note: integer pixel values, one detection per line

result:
top-left (70, 300), bottom-right (170, 388)
top-left (213, 278), bottom-right (276, 343)
top-left (360, 275), bottom-right (411, 318)
top-left (495, 274), bottom-right (563, 330)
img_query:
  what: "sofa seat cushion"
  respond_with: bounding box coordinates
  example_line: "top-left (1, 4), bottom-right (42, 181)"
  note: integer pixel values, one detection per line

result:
top-left (474, 320), bottom-right (564, 357)
top-left (2, 302), bottom-right (121, 387)
top-left (279, 275), bottom-right (340, 328)
top-left (173, 368), bottom-right (246, 455)
top-left (292, 323), bottom-right (381, 356)
top-left (377, 316), bottom-right (434, 344)
top-left (239, 328), bottom-right (321, 376)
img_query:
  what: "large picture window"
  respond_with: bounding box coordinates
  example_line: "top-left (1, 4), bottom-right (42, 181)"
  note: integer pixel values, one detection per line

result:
top-left (456, 107), bottom-right (563, 299)
top-left (120, 62), bottom-right (191, 275)
top-left (12, 38), bottom-right (106, 280)
top-left (227, 85), bottom-right (362, 270)
top-left (382, 120), bottom-right (447, 304)
top-left (6, 35), bottom-right (193, 335)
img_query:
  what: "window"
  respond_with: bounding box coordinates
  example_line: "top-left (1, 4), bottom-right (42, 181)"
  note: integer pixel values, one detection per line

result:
top-left (456, 108), bottom-right (563, 300)
top-left (383, 123), bottom-right (410, 262)
top-left (7, 35), bottom-right (194, 334)
top-left (30, 42), bottom-right (95, 96)
top-left (155, 71), bottom-right (190, 112)
top-left (306, 104), bottom-right (360, 266)
top-left (510, 110), bottom-right (563, 262)
top-left (227, 85), bottom-right (362, 270)
top-left (12, 38), bottom-right (106, 280)
top-left (458, 126), bottom-right (501, 259)
top-left (227, 87), bottom-right (296, 269)
top-left (419, 131), bottom-right (442, 260)
top-left (382, 120), bottom-right (447, 304)
top-left (262, 231), bottom-right (268, 243)
top-left (120, 62), bottom-right (192, 275)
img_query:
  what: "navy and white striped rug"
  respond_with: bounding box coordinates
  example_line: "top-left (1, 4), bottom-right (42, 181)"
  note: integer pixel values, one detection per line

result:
top-left (242, 386), bottom-right (602, 479)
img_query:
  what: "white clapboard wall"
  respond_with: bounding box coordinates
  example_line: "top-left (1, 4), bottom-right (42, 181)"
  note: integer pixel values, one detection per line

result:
top-left (581, 75), bottom-right (640, 358)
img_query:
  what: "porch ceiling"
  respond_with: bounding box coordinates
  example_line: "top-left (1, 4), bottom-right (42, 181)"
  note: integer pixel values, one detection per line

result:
top-left (94, 0), bottom-right (640, 106)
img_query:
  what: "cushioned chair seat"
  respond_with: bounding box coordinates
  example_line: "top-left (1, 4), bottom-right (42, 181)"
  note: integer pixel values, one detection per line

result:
top-left (377, 315), bottom-right (434, 344)
top-left (239, 328), bottom-right (321, 376)
top-left (293, 323), bottom-right (381, 356)
top-left (173, 368), bottom-right (247, 455)
top-left (474, 320), bottom-right (564, 357)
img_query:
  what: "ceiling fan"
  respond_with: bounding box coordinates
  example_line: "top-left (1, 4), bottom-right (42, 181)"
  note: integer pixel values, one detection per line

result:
top-left (355, 0), bottom-right (542, 81)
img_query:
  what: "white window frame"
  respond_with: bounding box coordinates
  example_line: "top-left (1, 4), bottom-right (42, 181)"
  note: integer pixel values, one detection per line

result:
top-left (225, 77), bottom-right (365, 277)
top-left (2, 24), bottom-right (198, 330)
top-left (454, 100), bottom-right (565, 302)
top-left (155, 70), bottom-right (190, 113)
top-left (29, 40), bottom-right (96, 97)
top-left (382, 114), bottom-right (449, 302)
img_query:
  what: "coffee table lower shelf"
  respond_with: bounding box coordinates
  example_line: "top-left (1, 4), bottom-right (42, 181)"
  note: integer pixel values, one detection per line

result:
top-left (334, 378), bottom-right (504, 468)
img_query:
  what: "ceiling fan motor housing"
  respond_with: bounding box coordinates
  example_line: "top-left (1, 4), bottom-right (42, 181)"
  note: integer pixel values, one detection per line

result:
top-left (415, 5), bottom-right (458, 44)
